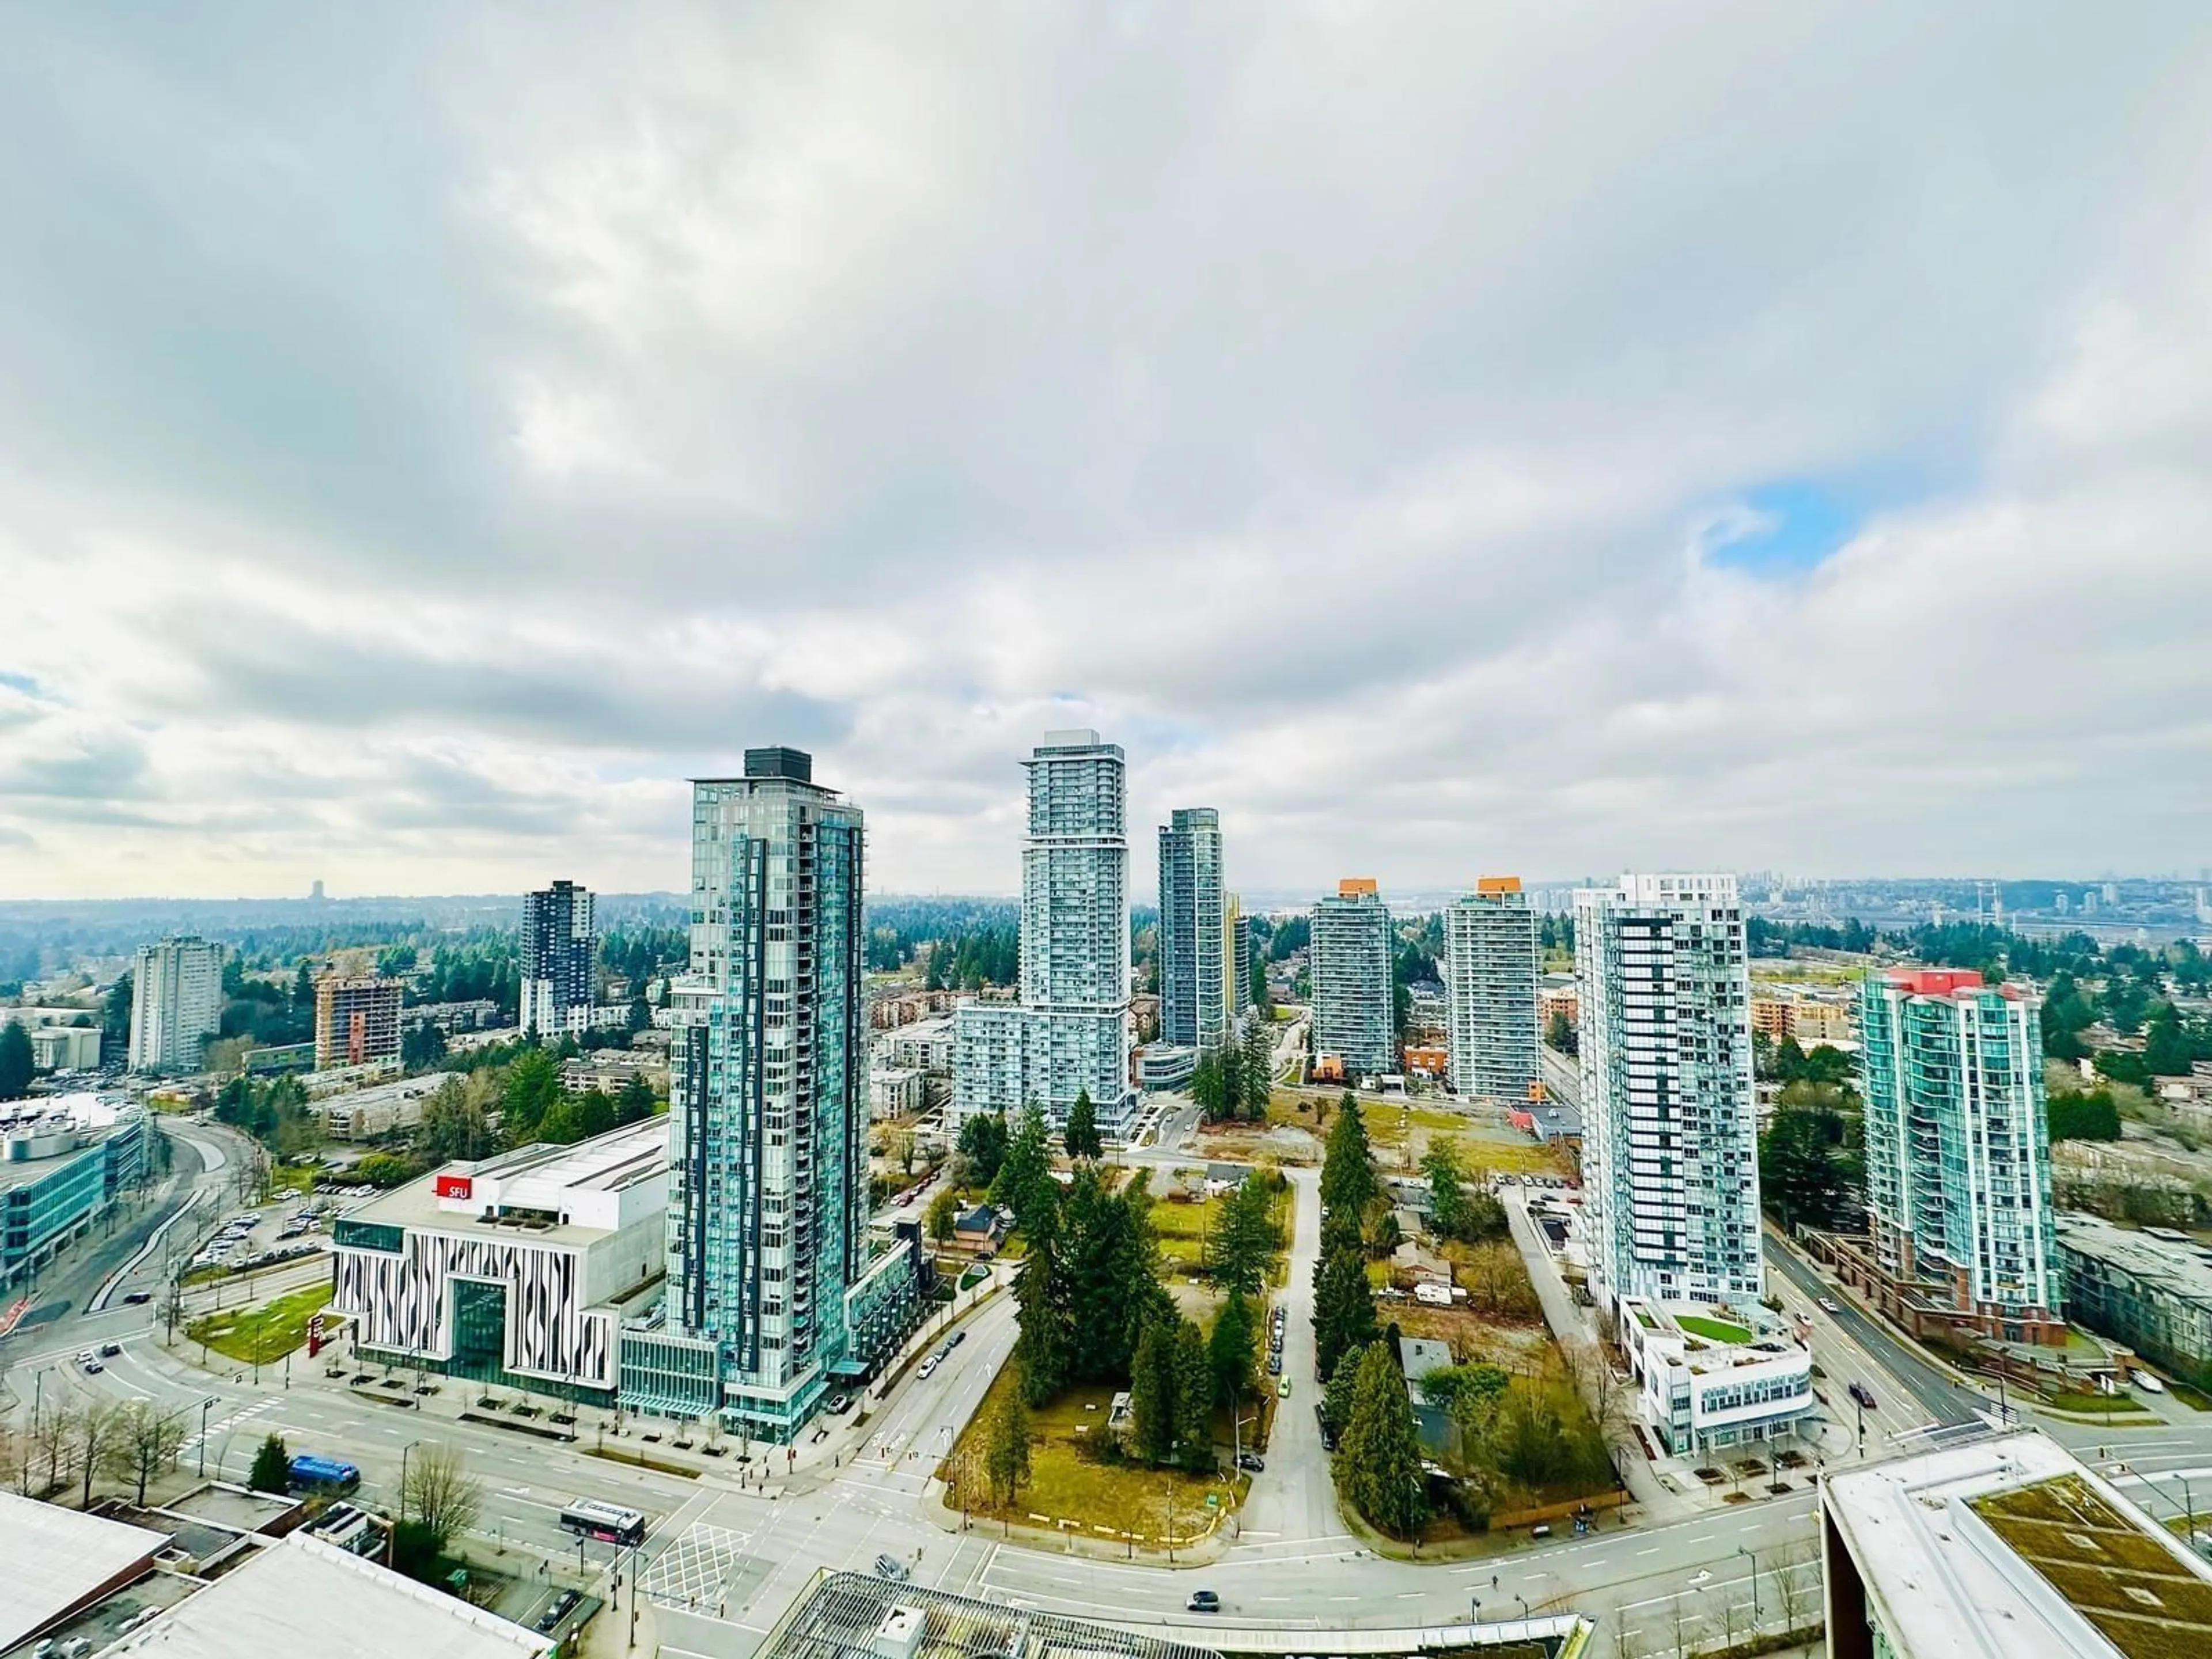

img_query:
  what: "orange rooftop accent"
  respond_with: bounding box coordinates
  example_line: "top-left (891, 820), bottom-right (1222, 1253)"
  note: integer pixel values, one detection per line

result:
top-left (1476, 876), bottom-right (1522, 894)
top-left (1338, 878), bottom-right (1378, 897)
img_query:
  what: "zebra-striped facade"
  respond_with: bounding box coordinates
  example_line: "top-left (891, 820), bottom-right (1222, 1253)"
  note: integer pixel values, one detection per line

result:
top-left (334, 1227), bottom-right (618, 1389)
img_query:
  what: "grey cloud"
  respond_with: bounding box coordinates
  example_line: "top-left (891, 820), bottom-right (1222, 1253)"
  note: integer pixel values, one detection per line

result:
top-left (5, 4), bottom-right (2212, 895)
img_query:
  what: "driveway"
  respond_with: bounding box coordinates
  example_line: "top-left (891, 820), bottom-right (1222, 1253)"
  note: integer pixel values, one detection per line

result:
top-left (1230, 1168), bottom-right (1347, 1552)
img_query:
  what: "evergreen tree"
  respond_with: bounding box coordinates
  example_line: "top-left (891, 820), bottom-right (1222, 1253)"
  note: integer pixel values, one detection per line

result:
top-left (984, 1388), bottom-right (1032, 1510)
top-left (956, 1110), bottom-right (1010, 1188)
top-left (1206, 1177), bottom-right (1278, 1296)
top-left (991, 1102), bottom-right (1054, 1233)
top-left (1340, 1339), bottom-right (1426, 1538)
top-left (1320, 1097), bottom-right (1376, 1214)
top-left (615, 1074), bottom-right (657, 1125)
top-left (0, 1021), bottom-right (33, 1099)
top-left (1209, 1289), bottom-right (1258, 1410)
top-left (1129, 1321), bottom-right (1178, 1463)
top-left (1323, 1347), bottom-right (1362, 1434)
top-left (1012, 1207), bottom-right (1070, 1404)
top-left (1064, 1090), bottom-right (1103, 1160)
top-left (248, 1432), bottom-right (291, 1494)
top-left (1241, 1023), bottom-right (1275, 1116)
top-left (1313, 1243), bottom-right (1378, 1380)
top-left (1190, 1047), bottom-right (1226, 1120)
top-left (1173, 1319), bottom-right (1214, 1467)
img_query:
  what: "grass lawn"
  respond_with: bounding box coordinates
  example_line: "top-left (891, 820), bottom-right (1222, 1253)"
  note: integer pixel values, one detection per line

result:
top-left (2167, 1380), bottom-right (2212, 1412)
top-left (187, 1282), bottom-right (333, 1365)
top-left (1675, 1313), bottom-right (1753, 1344)
top-left (944, 1365), bottom-right (1240, 1545)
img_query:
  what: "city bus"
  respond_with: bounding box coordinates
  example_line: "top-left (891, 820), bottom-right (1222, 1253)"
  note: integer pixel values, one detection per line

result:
top-left (559, 1498), bottom-right (646, 1546)
top-left (287, 1453), bottom-right (361, 1493)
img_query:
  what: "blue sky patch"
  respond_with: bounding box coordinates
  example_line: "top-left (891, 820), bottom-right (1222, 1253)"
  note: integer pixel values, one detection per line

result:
top-left (1704, 480), bottom-right (1862, 575)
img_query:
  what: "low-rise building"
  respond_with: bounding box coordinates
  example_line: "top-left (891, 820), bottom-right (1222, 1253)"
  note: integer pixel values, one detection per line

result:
top-left (877, 1013), bottom-right (957, 1075)
top-left (1822, 1428), bottom-right (2212, 1659)
top-left (1137, 1045), bottom-right (1197, 1090)
top-left (315, 1072), bottom-right (452, 1141)
top-left (1616, 1295), bottom-right (1814, 1458)
top-left (331, 1117), bottom-right (669, 1405)
top-left (0, 1094), bottom-right (147, 1293)
top-left (2055, 1211), bottom-right (2212, 1388)
top-left (559, 1049), bottom-right (668, 1098)
top-left (871, 1065), bottom-right (927, 1116)
top-left (0, 1489), bottom-right (550, 1659)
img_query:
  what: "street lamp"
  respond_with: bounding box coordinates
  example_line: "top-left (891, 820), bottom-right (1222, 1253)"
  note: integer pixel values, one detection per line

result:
top-left (398, 1439), bottom-right (427, 1521)
top-left (1740, 1546), bottom-right (1760, 1623)
top-left (198, 1397), bottom-right (215, 1478)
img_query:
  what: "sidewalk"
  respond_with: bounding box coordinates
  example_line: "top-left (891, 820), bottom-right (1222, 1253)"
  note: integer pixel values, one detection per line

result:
top-left (1501, 1190), bottom-right (1695, 1523)
top-left (144, 1258), bottom-right (1013, 1498)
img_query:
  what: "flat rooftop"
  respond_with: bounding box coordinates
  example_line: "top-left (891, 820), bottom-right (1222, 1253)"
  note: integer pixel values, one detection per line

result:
top-left (0, 1489), bottom-right (168, 1654)
top-left (2056, 1212), bottom-right (2212, 1308)
top-left (343, 1116), bottom-right (667, 1246)
top-left (99, 1532), bottom-right (548, 1659)
top-left (1826, 1429), bottom-right (2212, 1659)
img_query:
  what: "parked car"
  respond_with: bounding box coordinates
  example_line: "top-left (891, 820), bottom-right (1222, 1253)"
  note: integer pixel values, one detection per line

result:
top-left (1236, 1452), bottom-right (1264, 1473)
top-left (1316, 1404), bottom-right (1338, 1452)
top-left (2135, 1372), bottom-right (2168, 1395)
top-left (1185, 1590), bottom-right (1219, 1613)
top-left (1277, 1376), bottom-right (1291, 1399)
top-left (79, 1358), bottom-right (103, 1375)
top-left (1848, 1381), bottom-right (1877, 1410)
top-left (122, 1290), bottom-right (151, 1305)
top-left (1817, 1297), bottom-right (1840, 1314)
top-left (1266, 1353), bottom-right (1282, 1376)
top-left (874, 1553), bottom-right (911, 1582)
top-left (100, 1341), bottom-right (123, 1357)
top-left (825, 1392), bottom-right (855, 1414)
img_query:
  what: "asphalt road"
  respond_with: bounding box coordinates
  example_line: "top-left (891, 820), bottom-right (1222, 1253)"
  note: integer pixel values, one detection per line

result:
top-left (1760, 1232), bottom-right (1983, 1431)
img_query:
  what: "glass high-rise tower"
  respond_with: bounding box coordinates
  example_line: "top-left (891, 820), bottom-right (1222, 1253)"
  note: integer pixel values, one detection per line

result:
top-left (1310, 880), bottom-right (1395, 1079)
top-left (1157, 807), bottom-right (1228, 1049)
top-left (662, 747), bottom-right (868, 1440)
top-left (1444, 878), bottom-right (1539, 1100)
top-left (1575, 874), bottom-right (1761, 1309)
top-left (521, 879), bottom-right (596, 1039)
top-left (1861, 969), bottom-right (2059, 1334)
top-left (953, 730), bottom-right (1135, 1130)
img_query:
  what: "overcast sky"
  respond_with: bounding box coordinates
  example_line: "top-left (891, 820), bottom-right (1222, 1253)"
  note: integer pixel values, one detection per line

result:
top-left (4, 4), bottom-right (2211, 902)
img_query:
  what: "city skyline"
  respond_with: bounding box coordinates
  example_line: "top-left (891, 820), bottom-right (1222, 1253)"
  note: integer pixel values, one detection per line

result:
top-left (6, 9), bottom-right (2212, 899)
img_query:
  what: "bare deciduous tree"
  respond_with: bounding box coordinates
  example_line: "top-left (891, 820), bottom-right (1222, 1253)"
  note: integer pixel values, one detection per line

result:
top-left (74, 1399), bottom-right (123, 1508)
top-left (103, 1401), bottom-right (189, 1506)
top-left (400, 1442), bottom-right (480, 1551)
top-left (29, 1404), bottom-right (77, 1498)
top-left (1770, 1536), bottom-right (1819, 1630)
top-left (1565, 1336), bottom-right (1635, 1451)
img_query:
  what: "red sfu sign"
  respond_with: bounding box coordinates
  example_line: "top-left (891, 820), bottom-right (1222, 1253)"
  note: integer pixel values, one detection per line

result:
top-left (434, 1175), bottom-right (474, 1200)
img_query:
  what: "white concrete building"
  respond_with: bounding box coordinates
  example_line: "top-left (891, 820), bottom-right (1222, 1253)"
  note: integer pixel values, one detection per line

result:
top-left (877, 1013), bottom-right (957, 1075)
top-left (1615, 1295), bottom-right (1813, 1457)
top-left (1823, 1429), bottom-right (2212, 1659)
top-left (870, 1066), bottom-right (926, 1116)
top-left (331, 1117), bottom-right (668, 1402)
top-left (1574, 874), bottom-right (1760, 1310)
top-left (128, 935), bottom-right (225, 1074)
